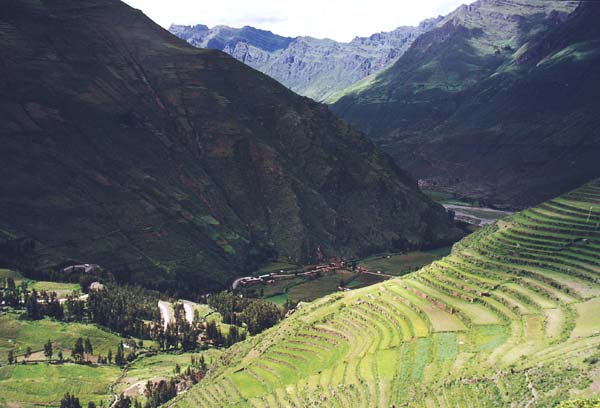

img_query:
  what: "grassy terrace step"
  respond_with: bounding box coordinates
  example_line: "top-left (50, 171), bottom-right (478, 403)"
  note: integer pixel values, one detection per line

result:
top-left (513, 213), bottom-right (600, 235)
top-left (457, 250), bottom-right (600, 300)
top-left (476, 240), bottom-right (600, 276)
top-left (526, 208), bottom-right (600, 228)
top-left (169, 180), bottom-right (600, 407)
top-left (463, 247), bottom-right (600, 285)
top-left (540, 202), bottom-right (600, 222)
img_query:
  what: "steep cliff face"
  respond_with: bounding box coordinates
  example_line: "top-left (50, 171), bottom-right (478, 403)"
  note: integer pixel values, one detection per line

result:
top-left (170, 18), bottom-right (442, 101)
top-left (0, 0), bottom-right (459, 293)
top-left (331, 0), bottom-right (600, 208)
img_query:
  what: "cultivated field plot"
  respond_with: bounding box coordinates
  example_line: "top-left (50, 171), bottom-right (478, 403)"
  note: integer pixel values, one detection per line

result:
top-left (0, 314), bottom-right (124, 364)
top-left (359, 247), bottom-right (451, 276)
top-left (256, 271), bottom-right (386, 305)
top-left (168, 179), bottom-right (600, 407)
top-left (0, 268), bottom-right (81, 298)
top-left (0, 363), bottom-right (121, 407)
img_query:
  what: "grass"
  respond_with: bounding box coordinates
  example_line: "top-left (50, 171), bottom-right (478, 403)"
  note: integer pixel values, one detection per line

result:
top-left (29, 280), bottom-right (81, 297)
top-left (256, 262), bottom-right (301, 274)
top-left (0, 363), bottom-right (121, 407)
top-left (571, 298), bottom-right (600, 339)
top-left (0, 269), bottom-right (23, 280)
top-left (0, 268), bottom-right (81, 297)
top-left (169, 179), bottom-right (600, 408)
top-left (359, 247), bottom-right (451, 276)
top-left (0, 313), bottom-right (125, 364)
top-left (115, 350), bottom-right (222, 399)
top-left (245, 270), bottom-right (386, 305)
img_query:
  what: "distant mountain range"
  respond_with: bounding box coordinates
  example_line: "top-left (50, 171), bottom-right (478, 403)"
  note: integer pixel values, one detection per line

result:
top-left (0, 0), bottom-right (460, 294)
top-left (170, 18), bottom-right (442, 101)
top-left (330, 0), bottom-right (600, 208)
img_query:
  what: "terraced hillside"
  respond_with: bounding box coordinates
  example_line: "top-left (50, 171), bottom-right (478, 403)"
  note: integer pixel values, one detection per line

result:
top-left (169, 179), bottom-right (600, 407)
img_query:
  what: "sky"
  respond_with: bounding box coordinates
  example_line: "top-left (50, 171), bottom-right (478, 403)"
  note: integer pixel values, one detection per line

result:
top-left (122, 0), bottom-right (472, 42)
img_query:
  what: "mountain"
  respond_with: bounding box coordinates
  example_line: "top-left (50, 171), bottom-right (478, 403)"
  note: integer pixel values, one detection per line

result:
top-left (330, 0), bottom-right (600, 208)
top-left (169, 179), bottom-right (600, 407)
top-left (170, 18), bottom-right (442, 101)
top-left (0, 0), bottom-right (460, 294)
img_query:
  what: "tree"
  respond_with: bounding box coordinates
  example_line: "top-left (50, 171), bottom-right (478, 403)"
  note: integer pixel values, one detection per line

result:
top-left (25, 346), bottom-right (32, 360)
top-left (25, 289), bottom-right (42, 320)
top-left (44, 339), bottom-right (53, 361)
top-left (72, 337), bottom-right (84, 363)
top-left (60, 393), bottom-right (82, 408)
top-left (107, 349), bottom-right (113, 364)
top-left (7, 350), bottom-right (14, 365)
top-left (87, 402), bottom-right (96, 408)
top-left (84, 338), bottom-right (93, 356)
top-left (114, 395), bottom-right (131, 408)
top-left (115, 343), bottom-right (125, 366)
top-left (58, 350), bottom-right (64, 363)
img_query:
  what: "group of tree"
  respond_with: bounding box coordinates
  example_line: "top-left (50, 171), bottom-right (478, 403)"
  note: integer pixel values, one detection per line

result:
top-left (208, 291), bottom-right (284, 335)
top-left (205, 320), bottom-right (247, 347)
top-left (143, 354), bottom-right (208, 408)
top-left (156, 303), bottom-right (203, 351)
top-left (87, 284), bottom-right (160, 338)
top-left (144, 379), bottom-right (177, 407)
top-left (0, 278), bottom-right (63, 320)
top-left (70, 337), bottom-right (93, 363)
top-left (59, 393), bottom-right (99, 408)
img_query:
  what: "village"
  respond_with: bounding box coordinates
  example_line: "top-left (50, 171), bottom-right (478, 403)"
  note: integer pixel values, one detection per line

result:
top-left (232, 258), bottom-right (394, 292)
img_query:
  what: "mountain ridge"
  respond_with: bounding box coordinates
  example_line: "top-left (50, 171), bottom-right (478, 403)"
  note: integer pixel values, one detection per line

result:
top-left (329, 0), bottom-right (600, 208)
top-left (170, 17), bottom-right (443, 101)
top-left (0, 0), bottom-right (459, 294)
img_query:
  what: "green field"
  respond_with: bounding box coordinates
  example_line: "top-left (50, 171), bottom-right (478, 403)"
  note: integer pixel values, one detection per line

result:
top-left (0, 363), bottom-right (121, 407)
top-left (256, 270), bottom-right (387, 305)
top-left (0, 268), bottom-right (81, 298)
top-left (0, 313), bottom-right (125, 364)
top-left (359, 247), bottom-right (452, 276)
top-left (0, 269), bottom-right (23, 280)
top-left (168, 179), bottom-right (600, 407)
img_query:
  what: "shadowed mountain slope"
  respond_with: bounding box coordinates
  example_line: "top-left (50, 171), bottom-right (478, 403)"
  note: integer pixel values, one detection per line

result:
top-left (0, 0), bottom-right (459, 293)
top-left (331, 0), bottom-right (600, 208)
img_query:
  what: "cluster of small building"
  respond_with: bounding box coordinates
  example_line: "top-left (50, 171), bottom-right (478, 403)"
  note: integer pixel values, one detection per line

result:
top-left (238, 273), bottom-right (275, 287)
top-left (62, 263), bottom-right (101, 275)
top-left (304, 262), bottom-right (338, 277)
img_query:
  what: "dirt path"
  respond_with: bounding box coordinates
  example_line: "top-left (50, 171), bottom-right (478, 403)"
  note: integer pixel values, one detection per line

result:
top-left (232, 276), bottom-right (251, 290)
top-left (181, 301), bottom-right (195, 325)
top-left (158, 300), bottom-right (174, 330)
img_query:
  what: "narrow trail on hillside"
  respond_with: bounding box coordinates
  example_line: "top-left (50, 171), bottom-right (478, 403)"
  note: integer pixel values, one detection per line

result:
top-left (181, 301), bottom-right (195, 325)
top-left (158, 300), bottom-right (174, 330)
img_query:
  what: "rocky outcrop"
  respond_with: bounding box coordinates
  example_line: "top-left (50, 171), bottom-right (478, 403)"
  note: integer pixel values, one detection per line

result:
top-left (170, 18), bottom-right (442, 101)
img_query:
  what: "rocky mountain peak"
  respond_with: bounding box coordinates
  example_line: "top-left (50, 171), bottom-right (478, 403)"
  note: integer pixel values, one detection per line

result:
top-left (170, 17), bottom-right (442, 101)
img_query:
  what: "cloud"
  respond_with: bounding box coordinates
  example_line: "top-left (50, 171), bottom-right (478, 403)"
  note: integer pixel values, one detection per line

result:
top-left (123, 0), bottom-right (473, 42)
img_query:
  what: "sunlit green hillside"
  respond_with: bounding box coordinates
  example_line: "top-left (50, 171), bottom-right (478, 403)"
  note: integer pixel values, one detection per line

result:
top-left (169, 179), bottom-right (600, 407)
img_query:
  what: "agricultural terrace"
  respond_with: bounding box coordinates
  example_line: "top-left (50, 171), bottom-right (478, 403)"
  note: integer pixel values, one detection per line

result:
top-left (167, 179), bottom-right (600, 407)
